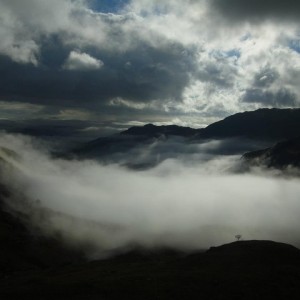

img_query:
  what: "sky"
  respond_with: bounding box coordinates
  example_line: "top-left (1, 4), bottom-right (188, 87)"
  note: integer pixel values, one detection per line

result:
top-left (0, 0), bottom-right (300, 141)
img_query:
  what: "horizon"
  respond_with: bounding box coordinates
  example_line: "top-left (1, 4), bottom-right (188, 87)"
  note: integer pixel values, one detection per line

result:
top-left (1, 107), bottom-right (299, 147)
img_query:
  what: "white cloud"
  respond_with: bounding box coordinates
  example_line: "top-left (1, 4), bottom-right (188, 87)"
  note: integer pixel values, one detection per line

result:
top-left (63, 50), bottom-right (104, 71)
top-left (0, 0), bottom-right (80, 64)
top-left (1, 0), bottom-right (300, 122)
top-left (0, 3), bottom-right (39, 65)
top-left (118, 0), bottom-right (300, 115)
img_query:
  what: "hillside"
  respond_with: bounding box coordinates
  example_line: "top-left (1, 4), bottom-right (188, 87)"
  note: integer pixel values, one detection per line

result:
top-left (1, 224), bottom-right (300, 300)
top-left (0, 185), bottom-right (84, 276)
top-left (243, 136), bottom-right (300, 169)
top-left (72, 124), bottom-right (197, 158)
top-left (196, 108), bottom-right (300, 140)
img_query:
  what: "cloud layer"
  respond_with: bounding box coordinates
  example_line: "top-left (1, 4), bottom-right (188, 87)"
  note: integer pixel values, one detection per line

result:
top-left (1, 133), bottom-right (300, 258)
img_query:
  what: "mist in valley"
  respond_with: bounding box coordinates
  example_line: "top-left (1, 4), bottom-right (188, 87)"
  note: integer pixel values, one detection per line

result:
top-left (1, 132), bottom-right (300, 258)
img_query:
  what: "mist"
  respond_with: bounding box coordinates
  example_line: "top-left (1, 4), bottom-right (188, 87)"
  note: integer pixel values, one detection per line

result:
top-left (1, 133), bottom-right (300, 258)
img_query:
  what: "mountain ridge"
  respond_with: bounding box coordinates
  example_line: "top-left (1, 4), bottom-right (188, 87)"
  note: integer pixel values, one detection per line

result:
top-left (119, 108), bottom-right (300, 140)
top-left (195, 108), bottom-right (300, 140)
top-left (243, 136), bottom-right (300, 169)
top-left (121, 123), bottom-right (198, 137)
top-left (70, 108), bottom-right (300, 167)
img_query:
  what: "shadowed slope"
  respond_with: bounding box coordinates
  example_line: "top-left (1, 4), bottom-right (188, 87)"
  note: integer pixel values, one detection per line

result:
top-left (243, 136), bottom-right (300, 169)
top-left (1, 234), bottom-right (300, 299)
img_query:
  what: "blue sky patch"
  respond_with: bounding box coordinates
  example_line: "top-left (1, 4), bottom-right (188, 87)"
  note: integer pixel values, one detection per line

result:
top-left (288, 39), bottom-right (300, 54)
top-left (225, 49), bottom-right (241, 58)
top-left (88, 0), bottom-right (130, 13)
top-left (210, 49), bottom-right (241, 59)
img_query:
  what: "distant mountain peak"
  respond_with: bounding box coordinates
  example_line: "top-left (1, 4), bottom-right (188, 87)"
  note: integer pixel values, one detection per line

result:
top-left (195, 107), bottom-right (300, 140)
top-left (120, 123), bottom-right (198, 137)
top-left (70, 108), bottom-right (300, 168)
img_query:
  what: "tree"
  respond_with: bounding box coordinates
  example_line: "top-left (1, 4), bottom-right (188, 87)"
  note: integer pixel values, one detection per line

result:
top-left (235, 234), bottom-right (242, 241)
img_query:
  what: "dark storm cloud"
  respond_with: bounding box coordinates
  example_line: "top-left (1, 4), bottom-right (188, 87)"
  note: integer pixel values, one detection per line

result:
top-left (242, 88), bottom-right (296, 107)
top-left (0, 118), bottom-right (121, 151)
top-left (197, 60), bottom-right (237, 88)
top-left (0, 118), bottom-right (90, 139)
top-left (0, 35), bottom-right (197, 111)
top-left (211, 0), bottom-right (300, 23)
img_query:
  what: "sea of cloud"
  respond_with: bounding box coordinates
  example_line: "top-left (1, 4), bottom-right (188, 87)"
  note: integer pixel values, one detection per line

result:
top-left (0, 132), bottom-right (300, 258)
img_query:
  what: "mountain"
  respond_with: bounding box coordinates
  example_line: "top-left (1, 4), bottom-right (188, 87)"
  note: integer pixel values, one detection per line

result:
top-left (195, 108), bottom-right (300, 140)
top-left (121, 123), bottom-right (198, 137)
top-left (69, 124), bottom-right (199, 169)
top-left (243, 136), bottom-right (300, 170)
top-left (72, 123), bottom-right (197, 158)
top-left (69, 108), bottom-right (300, 167)
top-left (116, 108), bottom-right (300, 141)
top-left (0, 185), bottom-right (84, 277)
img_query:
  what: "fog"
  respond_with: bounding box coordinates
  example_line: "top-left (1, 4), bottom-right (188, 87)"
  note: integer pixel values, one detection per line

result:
top-left (1, 133), bottom-right (300, 258)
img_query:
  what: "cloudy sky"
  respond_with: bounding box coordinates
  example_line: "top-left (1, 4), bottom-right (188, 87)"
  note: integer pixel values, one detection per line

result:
top-left (1, 0), bottom-right (300, 140)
